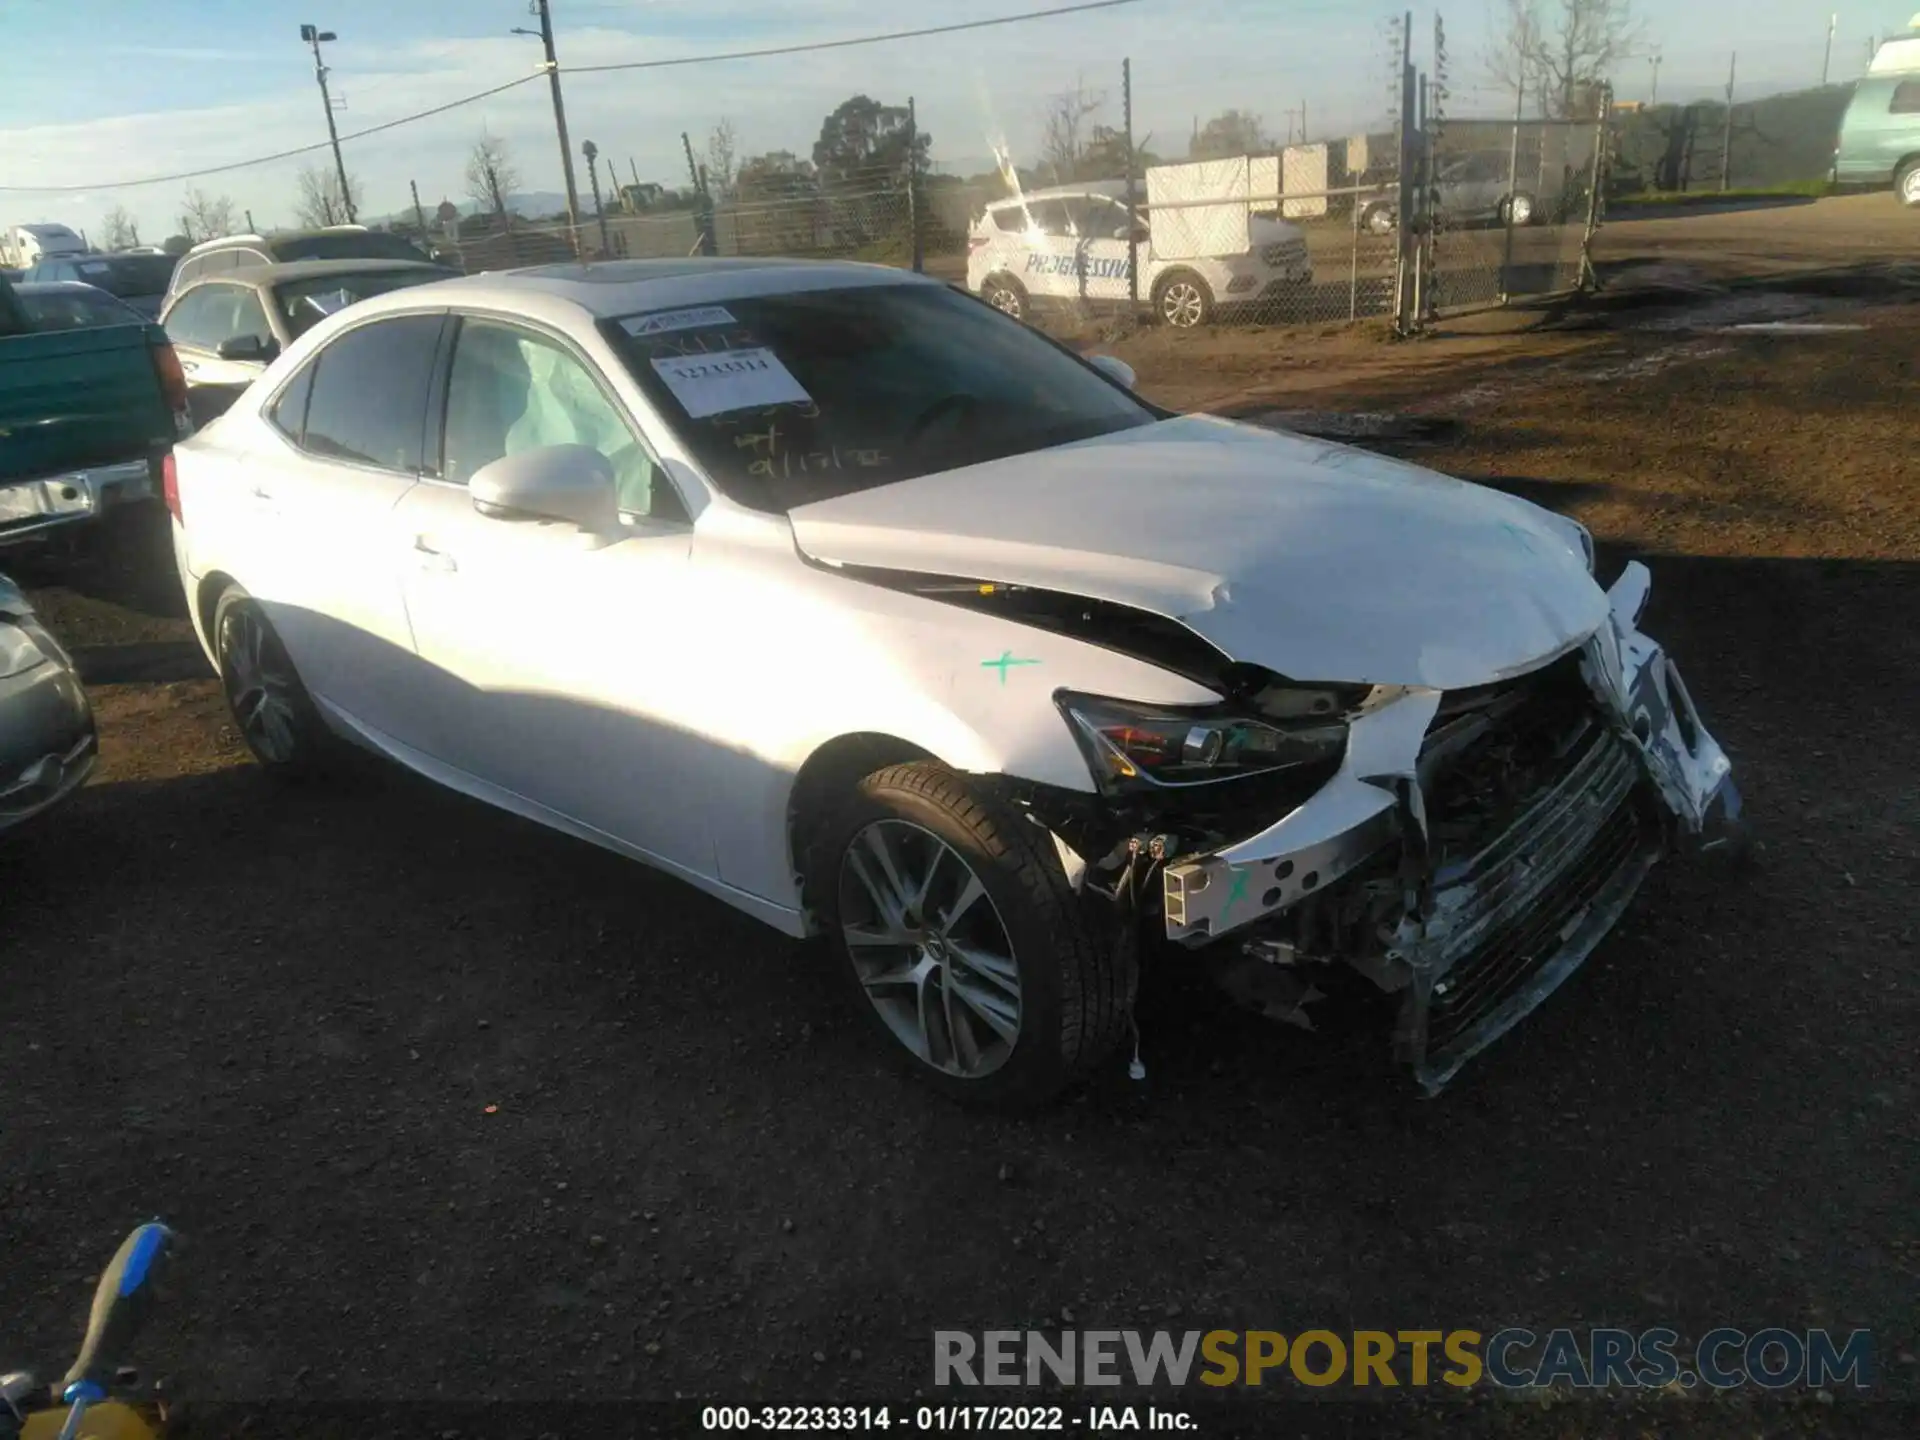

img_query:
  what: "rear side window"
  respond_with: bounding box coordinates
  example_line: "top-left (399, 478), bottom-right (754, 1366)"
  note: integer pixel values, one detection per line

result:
top-left (268, 362), bottom-right (316, 441)
top-left (162, 287), bottom-right (221, 349)
top-left (991, 207), bottom-right (1026, 232)
top-left (1892, 81), bottom-right (1920, 114)
top-left (172, 256), bottom-right (205, 290)
top-left (299, 313), bottom-right (444, 471)
top-left (1027, 200), bottom-right (1074, 237)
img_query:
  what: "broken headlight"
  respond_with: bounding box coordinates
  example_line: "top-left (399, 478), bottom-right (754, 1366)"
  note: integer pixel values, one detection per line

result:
top-left (1057, 688), bottom-right (1355, 797)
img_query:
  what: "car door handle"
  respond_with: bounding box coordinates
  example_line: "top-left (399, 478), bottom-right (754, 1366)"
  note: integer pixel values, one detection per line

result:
top-left (412, 537), bottom-right (457, 573)
top-left (181, 361), bottom-right (200, 374)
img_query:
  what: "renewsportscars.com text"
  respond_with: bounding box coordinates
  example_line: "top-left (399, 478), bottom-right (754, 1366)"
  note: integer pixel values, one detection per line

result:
top-left (933, 1328), bottom-right (1875, 1391)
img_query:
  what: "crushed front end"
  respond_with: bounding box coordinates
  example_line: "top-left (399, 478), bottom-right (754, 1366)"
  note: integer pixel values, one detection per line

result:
top-left (1115, 561), bottom-right (1741, 1093)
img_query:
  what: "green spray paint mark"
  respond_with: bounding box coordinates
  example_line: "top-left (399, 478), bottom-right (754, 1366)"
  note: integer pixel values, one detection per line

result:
top-left (981, 651), bottom-right (1042, 686)
top-left (1221, 868), bottom-right (1249, 919)
top-left (1500, 521), bottom-right (1541, 554)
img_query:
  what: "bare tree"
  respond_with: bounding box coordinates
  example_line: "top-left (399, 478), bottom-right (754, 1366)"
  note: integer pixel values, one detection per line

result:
top-left (293, 164), bottom-right (360, 227)
top-left (178, 187), bottom-right (237, 243)
top-left (705, 117), bottom-right (739, 200)
top-left (100, 205), bottom-right (139, 250)
top-left (465, 129), bottom-right (521, 220)
top-left (1486, 0), bottom-right (1641, 117)
top-left (1040, 76), bottom-right (1106, 183)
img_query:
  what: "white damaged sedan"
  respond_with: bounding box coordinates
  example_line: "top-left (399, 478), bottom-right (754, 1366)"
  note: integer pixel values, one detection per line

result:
top-left (168, 258), bottom-right (1744, 1104)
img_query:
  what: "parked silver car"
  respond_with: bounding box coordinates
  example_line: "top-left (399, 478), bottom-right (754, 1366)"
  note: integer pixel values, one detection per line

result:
top-left (1359, 153), bottom-right (1544, 236)
top-left (0, 571), bottom-right (95, 833)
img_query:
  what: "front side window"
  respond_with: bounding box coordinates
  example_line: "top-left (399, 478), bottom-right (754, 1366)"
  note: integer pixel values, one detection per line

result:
top-left (1065, 197), bottom-right (1130, 240)
top-left (1026, 200), bottom-right (1075, 237)
top-left (162, 287), bottom-right (222, 349)
top-left (1892, 80), bottom-right (1920, 114)
top-left (606, 282), bottom-right (1157, 514)
top-left (441, 318), bottom-right (682, 521)
top-left (300, 313), bottom-right (445, 471)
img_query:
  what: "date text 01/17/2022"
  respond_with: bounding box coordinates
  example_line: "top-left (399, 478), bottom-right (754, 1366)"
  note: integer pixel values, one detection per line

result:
top-left (700, 1404), bottom-right (1198, 1431)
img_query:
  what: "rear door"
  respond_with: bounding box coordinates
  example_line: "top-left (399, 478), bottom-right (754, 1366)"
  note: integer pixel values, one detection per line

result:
top-left (1012, 199), bottom-right (1084, 303)
top-left (241, 311), bottom-right (448, 745)
top-left (1062, 196), bottom-right (1135, 303)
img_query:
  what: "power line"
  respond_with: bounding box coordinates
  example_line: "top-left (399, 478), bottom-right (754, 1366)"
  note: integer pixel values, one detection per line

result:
top-left (563, 0), bottom-right (1148, 74)
top-left (0, 73), bottom-right (542, 194)
top-left (3, 1), bottom-right (1150, 196)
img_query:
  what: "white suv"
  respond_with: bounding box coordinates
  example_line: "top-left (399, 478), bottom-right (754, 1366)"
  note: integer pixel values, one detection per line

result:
top-left (966, 182), bottom-right (1312, 329)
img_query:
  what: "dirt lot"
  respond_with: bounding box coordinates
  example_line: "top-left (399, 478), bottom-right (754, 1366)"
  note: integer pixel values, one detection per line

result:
top-left (3, 202), bottom-right (1918, 1436)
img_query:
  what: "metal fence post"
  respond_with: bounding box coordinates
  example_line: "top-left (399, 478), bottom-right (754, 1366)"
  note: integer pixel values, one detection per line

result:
top-left (1393, 10), bottom-right (1417, 334)
top-left (907, 96), bottom-right (923, 273)
top-left (1123, 58), bottom-right (1140, 314)
top-left (1579, 84), bottom-right (1611, 291)
top-left (1500, 79), bottom-right (1523, 302)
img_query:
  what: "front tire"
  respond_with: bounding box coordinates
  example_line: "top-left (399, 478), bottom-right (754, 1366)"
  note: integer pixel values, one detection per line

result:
top-left (981, 275), bottom-right (1029, 321)
top-left (810, 761), bottom-right (1133, 1107)
top-left (1897, 161), bottom-right (1920, 208)
top-left (212, 584), bottom-right (331, 779)
top-left (1152, 270), bottom-right (1214, 329)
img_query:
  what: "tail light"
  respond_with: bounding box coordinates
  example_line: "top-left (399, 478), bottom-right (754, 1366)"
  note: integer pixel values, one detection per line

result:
top-left (161, 451), bottom-right (181, 523)
top-left (151, 340), bottom-right (192, 437)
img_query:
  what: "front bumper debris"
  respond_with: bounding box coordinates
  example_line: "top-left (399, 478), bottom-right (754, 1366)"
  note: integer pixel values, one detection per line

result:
top-left (1160, 559), bottom-right (1743, 1092)
top-left (0, 457), bottom-right (156, 547)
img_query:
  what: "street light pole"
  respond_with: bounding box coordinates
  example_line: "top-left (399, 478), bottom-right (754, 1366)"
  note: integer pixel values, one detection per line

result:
top-left (582, 140), bottom-right (611, 257)
top-left (1822, 12), bottom-right (1837, 85)
top-left (513, 0), bottom-right (583, 257)
top-left (299, 23), bottom-right (356, 224)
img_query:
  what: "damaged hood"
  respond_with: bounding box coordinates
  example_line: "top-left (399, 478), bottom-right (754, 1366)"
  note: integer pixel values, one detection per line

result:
top-left (787, 415), bottom-right (1609, 690)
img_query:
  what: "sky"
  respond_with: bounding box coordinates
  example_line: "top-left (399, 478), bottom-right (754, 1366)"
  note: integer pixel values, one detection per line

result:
top-left (1, 0), bottom-right (1914, 241)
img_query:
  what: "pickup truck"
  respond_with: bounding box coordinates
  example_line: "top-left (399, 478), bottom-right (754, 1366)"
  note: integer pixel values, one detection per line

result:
top-left (0, 272), bottom-right (191, 547)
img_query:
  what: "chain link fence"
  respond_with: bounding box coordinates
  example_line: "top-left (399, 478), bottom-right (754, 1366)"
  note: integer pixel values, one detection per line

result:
top-left (417, 28), bottom-right (1609, 343)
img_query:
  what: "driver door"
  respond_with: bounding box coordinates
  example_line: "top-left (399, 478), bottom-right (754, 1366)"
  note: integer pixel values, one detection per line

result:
top-left (393, 314), bottom-right (713, 876)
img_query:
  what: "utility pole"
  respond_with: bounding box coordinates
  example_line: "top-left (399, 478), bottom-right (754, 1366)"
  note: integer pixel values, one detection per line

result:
top-left (1649, 51), bottom-right (1662, 106)
top-left (299, 23), bottom-right (356, 224)
top-left (906, 97), bottom-right (923, 274)
top-left (410, 180), bottom-right (428, 240)
top-left (1822, 13), bottom-right (1838, 85)
top-left (513, 0), bottom-right (583, 256)
top-left (245, 209), bottom-right (258, 234)
top-left (1721, 52), bottom-right (1737, 192)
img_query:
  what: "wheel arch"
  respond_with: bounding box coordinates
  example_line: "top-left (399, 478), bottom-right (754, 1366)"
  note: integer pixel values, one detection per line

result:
top-left (786, 731), bottom-right (941, 929)
top-left (196, 569), bottom-right (239, 646)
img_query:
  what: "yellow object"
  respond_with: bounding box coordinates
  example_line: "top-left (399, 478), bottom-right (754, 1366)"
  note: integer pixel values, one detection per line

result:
top-left (21, 1401), bottom-right (160, 1440)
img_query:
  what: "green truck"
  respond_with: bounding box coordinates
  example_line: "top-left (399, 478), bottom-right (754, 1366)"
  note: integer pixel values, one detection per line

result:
top-left (0, 272), bottom-right (192, 547)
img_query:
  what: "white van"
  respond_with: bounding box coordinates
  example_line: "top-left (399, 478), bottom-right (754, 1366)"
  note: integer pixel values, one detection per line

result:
top-left (3, 223), bottom-right (88, 268)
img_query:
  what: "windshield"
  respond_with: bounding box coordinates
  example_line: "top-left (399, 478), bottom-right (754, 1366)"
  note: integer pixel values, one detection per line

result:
top-left (606, 283), bottom-right (1156, 513)
top-left (270, 232), bottom-right (431, 263)
top-left (16, 285), bottom-right (145, 330)
top-left (69, 254), bottom-right (177, 298)
top-left (273, 268), bottom-right (452, 338)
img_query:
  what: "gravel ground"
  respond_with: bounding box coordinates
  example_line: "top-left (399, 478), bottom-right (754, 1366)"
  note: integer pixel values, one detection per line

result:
top-left (2, 223), bottom-right (1917, 1438)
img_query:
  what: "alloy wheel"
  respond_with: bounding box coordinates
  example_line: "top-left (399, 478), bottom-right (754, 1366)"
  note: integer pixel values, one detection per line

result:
top-left (988, 286), bottom-right (1023, 318)
top-left (219, 604), bottom-right (300, 764)
top-left (1903, 169), bottom-right (1920, 205)
top-left (1508, 194), bottom-right (1534, 225)
top-left (1160, 280), bottom-right (1205, 328)
top-left (837, 819), bottom-right (1023, 1079)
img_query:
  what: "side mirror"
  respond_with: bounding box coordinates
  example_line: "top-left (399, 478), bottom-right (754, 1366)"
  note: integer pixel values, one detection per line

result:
top-left (1086, 354), bottom-right (1136, 390)
top-left (470, 444), bottom-right (618, 532)
top-left (214, 334), bottom-right (273, 362)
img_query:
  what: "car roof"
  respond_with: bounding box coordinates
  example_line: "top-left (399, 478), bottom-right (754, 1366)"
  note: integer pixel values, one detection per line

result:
top-left (985, 180), bottom-right (1130, 208)
top-left (185, 258), bottom-right (453, 289)
top-left (336, 257), bottom-right (938, 328)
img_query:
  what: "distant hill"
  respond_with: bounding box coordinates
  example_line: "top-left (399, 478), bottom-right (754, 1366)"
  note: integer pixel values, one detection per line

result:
top-left (365, 191), bottom-right (574, 228)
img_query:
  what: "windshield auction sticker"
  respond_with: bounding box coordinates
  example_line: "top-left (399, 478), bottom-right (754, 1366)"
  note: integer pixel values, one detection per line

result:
top-left (621, 305), bottom-right (737, 336)
top-left (651, 347), bottom-right (810, 419)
